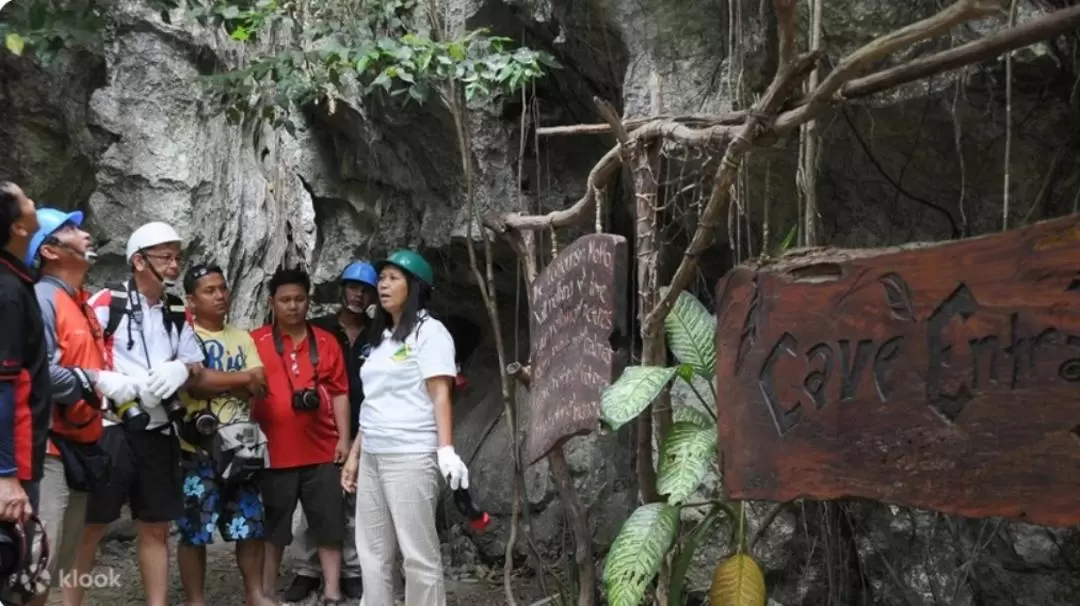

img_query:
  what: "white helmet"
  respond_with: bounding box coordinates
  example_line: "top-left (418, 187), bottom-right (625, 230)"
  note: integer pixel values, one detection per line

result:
top-left (126, 222), bottom-right (182, 262)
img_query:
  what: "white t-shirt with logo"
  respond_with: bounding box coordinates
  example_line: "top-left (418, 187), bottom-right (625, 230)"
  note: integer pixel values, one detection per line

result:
top-left (359, 313), bottom-right (457, 454)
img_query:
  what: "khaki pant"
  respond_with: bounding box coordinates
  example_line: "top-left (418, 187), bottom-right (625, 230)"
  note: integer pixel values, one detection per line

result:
top-left (37, 455), bottom-right (89, 585)
top-left (290, 494), bottom-right (362, 578)
top-left (355, 452), bottom-right (444, 606)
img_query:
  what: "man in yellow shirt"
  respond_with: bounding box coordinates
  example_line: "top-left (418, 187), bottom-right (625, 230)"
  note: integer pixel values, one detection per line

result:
top-left (176, 264), bottom-right (275, 606)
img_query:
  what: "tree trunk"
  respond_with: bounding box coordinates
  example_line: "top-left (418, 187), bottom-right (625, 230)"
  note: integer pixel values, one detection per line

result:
top-left (549, 449), bottom-right (596, 606)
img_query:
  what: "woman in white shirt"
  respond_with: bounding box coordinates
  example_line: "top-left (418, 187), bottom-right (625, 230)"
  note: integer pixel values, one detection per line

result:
top-left (340, 249), bottom-right (470, 606)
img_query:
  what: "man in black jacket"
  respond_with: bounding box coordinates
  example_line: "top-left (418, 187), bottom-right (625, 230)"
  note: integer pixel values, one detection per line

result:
top-left (0, 181), bottom-right (47, 525)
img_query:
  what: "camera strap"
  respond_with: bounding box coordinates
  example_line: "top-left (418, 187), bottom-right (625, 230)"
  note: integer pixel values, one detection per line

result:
top-left (63, 368), bottom-right (102, 429)
top-left (2, 514), bottom-right (50, 599)
top-left (272, 324), bottom-right (321, 395)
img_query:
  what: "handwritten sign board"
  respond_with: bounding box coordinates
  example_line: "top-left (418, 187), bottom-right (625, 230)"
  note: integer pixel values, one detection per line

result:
top-left (526, 234), bottom-right (628, 464)
top-left (715, 214), bottom-right (1080, 526)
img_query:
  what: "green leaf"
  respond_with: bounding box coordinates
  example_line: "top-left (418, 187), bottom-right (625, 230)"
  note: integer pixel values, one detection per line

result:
top-left (662, 289), bottom-right (716, 379)
top-left (656, 421), bottom-right (717, 504)
top-left (356, 53), bottom-right (374, 74)
top-left (670, 503), bottom-right (727, 605)
top-left (604, 503), bottom-right (680, 606)
top-left (448, 41), bottom-right (466, 61)
top-left (4, 33), bottom-right (25, 57)
top-left (673, 405), bottom-right (713, 428)
top-left (372, 71), bottom-right (392, 90)
top-left (778, 223), bottom-right (798, 253)
top-left (601, 366), bottom-right (678, 431)
top-left (407, 84), bottom-right (427, 104)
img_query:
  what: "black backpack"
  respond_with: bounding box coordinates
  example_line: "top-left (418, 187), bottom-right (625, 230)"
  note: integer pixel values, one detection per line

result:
top-left (100, 280), bottom-right (187, 346)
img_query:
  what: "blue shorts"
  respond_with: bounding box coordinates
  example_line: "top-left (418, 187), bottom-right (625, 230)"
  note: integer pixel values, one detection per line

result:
top-left (175, 457), bottom-right (264, 546)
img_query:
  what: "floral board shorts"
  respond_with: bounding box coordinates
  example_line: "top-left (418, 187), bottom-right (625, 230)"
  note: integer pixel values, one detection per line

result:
top-left (175, 457), bottom-right (265, 546)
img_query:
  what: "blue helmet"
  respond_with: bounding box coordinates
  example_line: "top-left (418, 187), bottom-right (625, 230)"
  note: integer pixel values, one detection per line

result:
top-left (26, 208), bottom-right (84, 266)
top-left (340, 260), bottom-right (377, 288)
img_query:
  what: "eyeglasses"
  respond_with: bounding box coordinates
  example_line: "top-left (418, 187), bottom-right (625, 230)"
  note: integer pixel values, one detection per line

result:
top-left (143, 253), bottom-right (183, 266)
top-left (288, 351), bottom-right (301, 376)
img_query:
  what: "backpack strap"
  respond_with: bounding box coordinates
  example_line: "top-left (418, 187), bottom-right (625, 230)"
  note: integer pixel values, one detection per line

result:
top-left (100, 282), bottom-right (188, 349)
top-left (163, 293), bottom-right (187, 340)
top-left (101, 281), bottom-right (130, 343)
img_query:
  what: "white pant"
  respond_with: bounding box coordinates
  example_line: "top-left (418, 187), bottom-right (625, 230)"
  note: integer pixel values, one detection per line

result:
top-left (355, 452), bottom-right (444, 606)
top-left (37, 455), bottom-right (89, 583)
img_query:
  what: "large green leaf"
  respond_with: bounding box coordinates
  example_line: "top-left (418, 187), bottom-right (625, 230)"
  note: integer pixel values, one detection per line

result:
top-left (657, 421), bottom-right (717, 504)
top-left (601, 365), bottom-right (678, 431)
top-left (673, 404), bottom-right (714, 428)
top-left (604, 503), bottom-right (681, 606)
top-left (663, 288), bottom-right (716, 379)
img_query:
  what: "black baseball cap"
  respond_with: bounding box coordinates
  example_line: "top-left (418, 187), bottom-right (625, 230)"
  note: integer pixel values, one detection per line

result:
top-left (183, 263), bottom-right (225, 294)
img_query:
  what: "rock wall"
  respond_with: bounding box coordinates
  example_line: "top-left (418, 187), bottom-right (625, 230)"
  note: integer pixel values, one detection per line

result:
top-left (3, 0), bottom-right (1080, 603)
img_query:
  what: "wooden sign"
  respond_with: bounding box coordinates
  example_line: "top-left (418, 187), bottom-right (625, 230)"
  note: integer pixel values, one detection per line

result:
top-left (527, 234), bottom-right (628, 464)
top-left (715, 214), bottom-right (1080, 526)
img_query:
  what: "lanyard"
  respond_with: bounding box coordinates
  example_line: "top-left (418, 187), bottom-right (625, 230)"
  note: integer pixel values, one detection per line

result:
top-left (125, 280), bottom-right (178, 368)
top-left (272, 324), bottom-right (321, 393)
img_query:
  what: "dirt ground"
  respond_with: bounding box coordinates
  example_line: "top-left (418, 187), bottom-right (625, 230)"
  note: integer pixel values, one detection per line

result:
top-left (46, 537), bottom-right (550, 606)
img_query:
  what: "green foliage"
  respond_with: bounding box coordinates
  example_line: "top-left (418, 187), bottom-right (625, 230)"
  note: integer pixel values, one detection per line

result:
top-left (600, 288), bottom-right (728, 605)
top-left (0, 0), bottom-right (110, 66)
top-left (656, 420), bottom-right (716, 505)
top-left (662, 288), bottom-right (717, 379)
top-left (601, 289), bottom-right (769, 604)
top-left (1, 0), bottom-right (558, 131)
top-left (603, 503), bottom-right (681, 606)
top-left (600, 365), bottom-right (679, 432)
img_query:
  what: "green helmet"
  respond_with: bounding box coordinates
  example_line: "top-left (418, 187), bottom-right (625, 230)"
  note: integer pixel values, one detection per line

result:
top-left (377, 249), bottom-right (434, 286)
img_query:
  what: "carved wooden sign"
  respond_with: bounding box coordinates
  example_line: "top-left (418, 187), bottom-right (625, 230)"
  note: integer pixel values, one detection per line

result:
top-left (527, 234), bottom-right (628, 464)
top-left (715, 214), bottom-right (1080, 526)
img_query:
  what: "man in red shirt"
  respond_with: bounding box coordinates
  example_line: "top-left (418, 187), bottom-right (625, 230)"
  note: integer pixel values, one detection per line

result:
top-left (250, 268), bottom-right (350, 605)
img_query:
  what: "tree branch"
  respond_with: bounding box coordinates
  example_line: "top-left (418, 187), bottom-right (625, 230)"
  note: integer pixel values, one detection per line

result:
top-left (493, 1), bottom-right (1079, 239)
top-left (840, 3), bottom-right (1080, 100)
top-left (643, 0), bottom-right (995, 336)
top-left (773, 0), bottom-right (1000, 133)
top-left (536, 4), bottom-right (1080, 139)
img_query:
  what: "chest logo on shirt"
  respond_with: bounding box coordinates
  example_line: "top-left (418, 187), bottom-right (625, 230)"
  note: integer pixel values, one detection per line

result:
top-left (390, 344), bottom-right (412, 362)
top-left (202, 339), bottom-right (248, 372)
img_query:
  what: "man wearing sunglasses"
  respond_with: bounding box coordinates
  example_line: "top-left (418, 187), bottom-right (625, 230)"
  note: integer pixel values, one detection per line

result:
top-left (25, 208), bottom-right (144, 606)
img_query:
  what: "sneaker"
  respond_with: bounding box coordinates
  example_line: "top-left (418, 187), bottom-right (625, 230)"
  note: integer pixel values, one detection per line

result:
top-left (284, 574), bottom-right (321, 603)
top-left (342, 577), bottom-right (364, 599)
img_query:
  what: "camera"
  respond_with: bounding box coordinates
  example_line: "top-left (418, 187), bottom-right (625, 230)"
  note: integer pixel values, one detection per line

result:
top-left (291, 389), bottom-right (320, 411)
top-left (192, 409), bottom-right (219, 436)
top-left (180, 409), bottom-right (219, 451)
top-left (111, 399), bottom-right (150, 432)
top-left (162, 395), bottom-right (186, 423)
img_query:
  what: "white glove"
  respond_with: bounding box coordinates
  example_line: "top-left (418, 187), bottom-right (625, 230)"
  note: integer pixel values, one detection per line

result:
top-left (94, 371), bottom-right (142, 405)
top-left (137, 379), bottom-right (162, 409)
top-left (146, 360), bottom-right (190, 400)
top-left (437, 446), bottom-right (470, 490)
